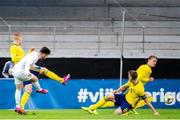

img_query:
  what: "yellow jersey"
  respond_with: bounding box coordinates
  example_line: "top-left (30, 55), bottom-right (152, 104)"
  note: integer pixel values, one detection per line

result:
top-left (136, 64), bottom-right (152, 85)
top-left (10, 43), bottom-right (25, 64)
top-left (125, 80), bottom-right (145, 107)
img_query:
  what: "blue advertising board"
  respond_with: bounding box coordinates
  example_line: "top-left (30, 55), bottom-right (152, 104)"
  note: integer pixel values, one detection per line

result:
top-left (0, 79), bottom-right (180, 109)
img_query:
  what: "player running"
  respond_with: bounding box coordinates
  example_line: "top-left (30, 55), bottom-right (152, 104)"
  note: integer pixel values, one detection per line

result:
top-left (81, 70), bottom-right (159, 115)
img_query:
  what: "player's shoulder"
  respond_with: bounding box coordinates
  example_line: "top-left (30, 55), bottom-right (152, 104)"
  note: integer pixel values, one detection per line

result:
top-left (10, 43), bottom-right (20, 49)
top-left (139, 64), bottom-right (147, 68)
top-left (137, 80), bottom-right (144, 88)
top-left (10, 43), bottom-right (16, 48)
top-left (29, 51), bottom-right (38, 58)
top-left (126, 81), bottom-right (132, 86)
top-left (139, 64), bottom-right (151, 70)
top-left (31, 51), bottom-right (38, 55)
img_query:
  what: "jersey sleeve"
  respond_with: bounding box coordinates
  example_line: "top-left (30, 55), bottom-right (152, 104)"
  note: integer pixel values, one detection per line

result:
top-left (124, 81), bottom-right (131, 87)
top-left (10, 45), bottom-right (24, 64)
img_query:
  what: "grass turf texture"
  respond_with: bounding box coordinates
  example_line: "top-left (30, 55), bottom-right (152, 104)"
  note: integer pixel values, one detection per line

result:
top-left (0, 109), bottom-right (180, 119)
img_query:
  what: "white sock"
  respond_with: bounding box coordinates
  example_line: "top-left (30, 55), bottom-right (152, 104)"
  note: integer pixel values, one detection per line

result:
top-left (33, 81), bottom-right (42, 91)
top-left (15, 89), bottom-right (21, 108)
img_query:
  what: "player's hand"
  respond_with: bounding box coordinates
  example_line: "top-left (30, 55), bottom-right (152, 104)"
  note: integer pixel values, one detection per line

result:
top-left (154, 112), bottom-right (160, 116)
top-left (149, 77), bottom-right (154, 82)
top-left (29, 48), bottom-right (35, 52)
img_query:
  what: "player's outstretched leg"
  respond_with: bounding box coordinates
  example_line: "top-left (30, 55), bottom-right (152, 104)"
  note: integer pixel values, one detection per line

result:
top-left (81, 93), bottom-right (115, 114)
top-left (39, 68), bottom-right (70, 85)
top-left (101, 101), bottom-right (115, 108)
top-left (84, 99), bottom-right (115, 114)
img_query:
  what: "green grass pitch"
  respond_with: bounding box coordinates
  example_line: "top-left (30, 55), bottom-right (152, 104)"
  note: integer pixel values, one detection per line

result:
top-left (0, 109), bottom-right (180, 119)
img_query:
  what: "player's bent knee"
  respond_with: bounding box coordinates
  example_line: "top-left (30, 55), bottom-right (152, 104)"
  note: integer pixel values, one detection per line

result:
top-left (145, 92), bottom-right (151, 97)
top-left (16, 83), bottom-right (23, 90)
top-left (106, 93), bottom-right (115, 101)
top-left (25, 85), bottom-right (32, 94)
top-left (114, 108), bottom-right (123, 115)
top-left (30, 75), bottom-right (38, 82)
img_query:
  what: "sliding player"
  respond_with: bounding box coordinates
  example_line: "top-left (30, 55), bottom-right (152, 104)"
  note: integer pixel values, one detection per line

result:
top-left (96, 55), bottom-right (158, 114)
top-left (82, 70), bottom-right (159, 115)
top-left (132, 55), bottom-right (158, 112)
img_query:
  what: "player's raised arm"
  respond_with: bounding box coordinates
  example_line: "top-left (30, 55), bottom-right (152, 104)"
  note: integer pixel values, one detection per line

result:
top-left (113, 82), bottom-right (129, 93)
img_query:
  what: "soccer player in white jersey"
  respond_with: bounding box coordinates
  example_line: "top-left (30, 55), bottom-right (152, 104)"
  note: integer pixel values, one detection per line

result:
top-left (11, 47), bottom-right (70, 114)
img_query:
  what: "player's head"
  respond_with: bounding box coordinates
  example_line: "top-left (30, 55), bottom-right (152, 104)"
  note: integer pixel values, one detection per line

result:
top-left (128, 70), bottom-right (138, 82)
top-left (147, 55), bottom-right (158, 68)
top-left (38, 47), bottom-right (51, 60)
top-left (13, 32), bottom-right (22, 45)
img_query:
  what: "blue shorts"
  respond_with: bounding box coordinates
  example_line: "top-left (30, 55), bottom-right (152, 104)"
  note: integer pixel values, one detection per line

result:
top-left (114, 94), bottom-right (132, 113)
top-left (23, 65), bottom-right (42, 86)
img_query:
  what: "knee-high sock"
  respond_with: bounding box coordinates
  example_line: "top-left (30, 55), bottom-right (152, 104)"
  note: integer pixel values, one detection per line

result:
top-left (15, 89), bottom-right (21, 108)
top-left (89, 97), bottom-right (107, 110)
top-left (135, 96), bottom-right (153, 109)
top-left (20, 92), bottom-right (30, 109)
top-left (101, 101), bottom-right (115, 108)
top-left (33, 81), bottom-right (42, 91)
top-left (45, 70), bottom-right (64, 83)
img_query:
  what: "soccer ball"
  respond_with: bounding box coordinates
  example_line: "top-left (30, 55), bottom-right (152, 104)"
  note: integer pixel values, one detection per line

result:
top-left (164, 94), bottom-right (175, 105)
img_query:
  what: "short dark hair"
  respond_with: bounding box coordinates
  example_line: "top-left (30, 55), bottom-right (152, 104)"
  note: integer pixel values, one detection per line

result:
top-left (128, 70), bottom-right (138, 80)
top-left (40, 47), bottom-right (51, 55)
top-left (148, 55), bottom-right (158, 60)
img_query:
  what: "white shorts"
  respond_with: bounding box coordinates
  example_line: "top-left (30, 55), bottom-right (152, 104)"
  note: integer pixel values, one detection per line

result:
top-left (12, 69), bottom-right (34, 85)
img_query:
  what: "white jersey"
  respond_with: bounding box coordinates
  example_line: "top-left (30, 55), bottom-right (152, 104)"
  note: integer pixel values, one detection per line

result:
top-left (13, 51), bottom-right (39, 75)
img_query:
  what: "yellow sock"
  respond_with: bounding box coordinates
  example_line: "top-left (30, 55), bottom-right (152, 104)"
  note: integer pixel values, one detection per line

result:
top-left (135, 96), bottom-right (153, 109)
top-left (20, 92), bottom-right (30, 109)
top-left (45, 70), bottom-right (64, 83)
top-left (101, 101), bottom-right (115, 108)
top-left (89, 97), bottom-right (107, 110)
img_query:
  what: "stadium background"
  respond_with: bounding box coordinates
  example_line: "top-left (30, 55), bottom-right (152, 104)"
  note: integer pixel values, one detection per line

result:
top-left (0, 0), bottom-right (180, 110)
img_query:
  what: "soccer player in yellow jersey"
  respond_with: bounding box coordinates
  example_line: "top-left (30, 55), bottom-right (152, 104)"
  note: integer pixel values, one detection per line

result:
top-left (130, 55), bottom-right (158, 113)
top-left (97, 55), bottom-right (158, 113)
top-left (82, 70), bottom-right (159, 115)
top-left (137, 55), bottom-right (158, 85)
top-left (3, 32), bottom-right (70, 114)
